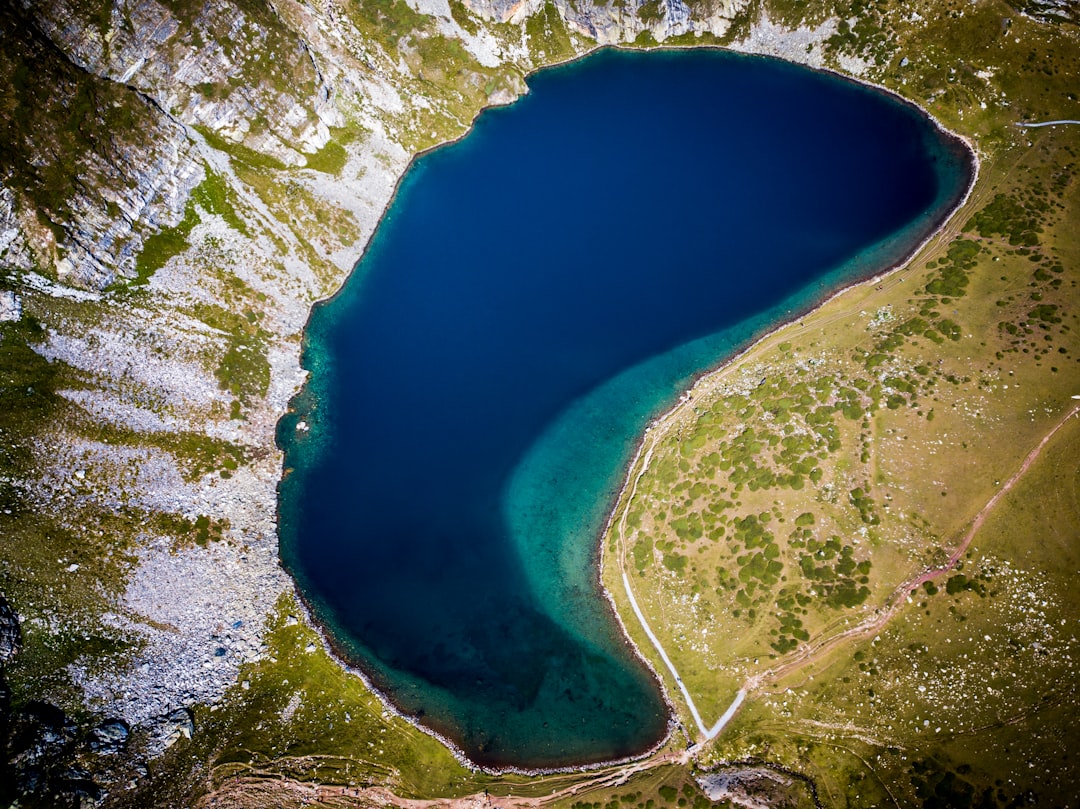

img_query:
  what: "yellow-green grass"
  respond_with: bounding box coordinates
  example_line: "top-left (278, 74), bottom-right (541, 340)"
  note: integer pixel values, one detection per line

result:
top-left (706, 410), bottom-right (1080, 807)
top-left (604, 125), bottom-right (1079, 742)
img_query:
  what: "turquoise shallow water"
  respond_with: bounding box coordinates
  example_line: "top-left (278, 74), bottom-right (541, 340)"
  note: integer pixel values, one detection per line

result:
top-left (277, 48), bottom-right (973, 769)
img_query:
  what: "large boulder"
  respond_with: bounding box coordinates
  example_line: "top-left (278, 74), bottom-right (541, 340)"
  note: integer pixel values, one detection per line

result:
top-left (87, 719), bottom-right (130, 755)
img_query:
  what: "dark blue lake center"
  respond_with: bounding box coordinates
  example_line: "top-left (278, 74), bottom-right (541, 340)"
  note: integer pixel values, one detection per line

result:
top-left (278, 48), bottom-right (972, 770)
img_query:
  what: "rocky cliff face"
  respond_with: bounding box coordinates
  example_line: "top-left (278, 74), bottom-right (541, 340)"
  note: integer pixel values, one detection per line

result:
top-left (0, 4), bottom-right (202, 288)
top-left (463, 0), bottom-right (739, 43)
top-left (3, 0), bottom-right (351, 289)
top-left (24, 0), bottom-right (337, 163)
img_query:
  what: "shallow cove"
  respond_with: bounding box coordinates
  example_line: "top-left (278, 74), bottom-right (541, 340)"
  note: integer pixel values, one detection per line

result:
top-left (278, 48), bottom-right (972, 770)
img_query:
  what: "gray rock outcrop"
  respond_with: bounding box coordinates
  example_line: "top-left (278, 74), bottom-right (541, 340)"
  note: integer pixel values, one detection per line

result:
top-left (87, 719), bottom-right (129, 755)
top-left (463, 0), bottom-right (738, 42)
top-left (0, 4), bottom-right (203, 289)
top-left (0, 187), bottom-right (34, 273)
top-left (0, 595), bottom-right (20, 664)
top-left (146, 707), bottom-right (194, 755)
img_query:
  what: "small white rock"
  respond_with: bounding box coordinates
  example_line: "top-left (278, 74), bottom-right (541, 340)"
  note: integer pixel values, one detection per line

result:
top-left (0, 291), bottom-right (21, 322)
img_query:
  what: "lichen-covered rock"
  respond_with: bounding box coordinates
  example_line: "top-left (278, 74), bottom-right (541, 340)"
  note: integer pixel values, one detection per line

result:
top-left (87, 719), bottom-right (129, 755)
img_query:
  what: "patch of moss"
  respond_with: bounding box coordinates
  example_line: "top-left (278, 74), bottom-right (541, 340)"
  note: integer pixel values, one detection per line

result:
top-left (524, 2), bottom-right (576, 61)
top-left (447, 0), bottom-right (479, 34)
top-left (132, 200), bottom-right (201, 285)
top-left (967, 192), bottom-right (1042, 246)
top-left (924, 239), bottom-right (980, 299)
top-left (637, 0), bottom-right (664, 25)
top-left (0, 319), bottom-right (61, 473)
top-left (192, 168), bottom-right (249, 235)
top-left (304, 139), bottom-right (349, 175)
top-left (191, 302), bottom-right (271, 404)
top-left (196, 125), bottom-right (289, 172)
top-left (348, 0), bottom-right (430, 50)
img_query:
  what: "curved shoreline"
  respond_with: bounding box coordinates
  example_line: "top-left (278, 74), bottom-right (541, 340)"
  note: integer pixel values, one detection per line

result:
top-left (275, 41), bottom-right (980, 775)
top-left (596, 79), bottom-right (979, 743)
top-left (283, 578), bottom-right (681, 777)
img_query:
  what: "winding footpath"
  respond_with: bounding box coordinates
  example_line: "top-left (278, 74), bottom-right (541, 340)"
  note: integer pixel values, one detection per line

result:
top-left (613, 397), bottom-right (749, 742)
top-left (1016, 120), bottom-right (1080, 127)
top-left (615, 390), bottom-right (1080, 743)
top-left (621, 571), bottom-right (746, 740)
top-left (747, 400), bottom-right (1080, 692)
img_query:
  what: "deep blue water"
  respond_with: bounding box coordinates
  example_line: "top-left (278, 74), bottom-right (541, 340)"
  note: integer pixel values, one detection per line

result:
top-left (278, 48), bottom-right (972, 770)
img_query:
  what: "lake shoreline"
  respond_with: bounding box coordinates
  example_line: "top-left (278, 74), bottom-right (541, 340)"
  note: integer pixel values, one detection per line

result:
top-left (594, 79), bottom-right (979, 740)
top-left (275, 41), bottom-right (979, 775)
top-left (284, 579), bottom-right (681, 776)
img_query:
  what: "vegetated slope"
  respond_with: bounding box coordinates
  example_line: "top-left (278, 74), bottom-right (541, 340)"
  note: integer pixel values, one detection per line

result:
top-left (600, 2), bottom-right (1080, 806)
top-left (0, 0), bottom-right (1076, 806)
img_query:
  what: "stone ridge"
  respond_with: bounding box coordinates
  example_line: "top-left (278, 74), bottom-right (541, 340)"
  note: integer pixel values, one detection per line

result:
top-left (1, 4), bottom-right (202, 288)
top-left (463, 0), bottom-right (738, 43)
